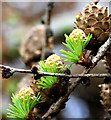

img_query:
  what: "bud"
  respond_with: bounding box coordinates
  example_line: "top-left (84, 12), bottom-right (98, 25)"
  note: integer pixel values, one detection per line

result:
top-left (69, 29), bottom-right (86, 40)
top-left (45, 54), bottom-right (64, 69)
top-left (18, 86), bottom-right (35, 100)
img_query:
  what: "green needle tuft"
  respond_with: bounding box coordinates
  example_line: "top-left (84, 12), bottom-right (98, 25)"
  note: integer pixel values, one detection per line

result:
top-left (60, 32), bottom-right (92, 65)
top-left (37, 61), bottom-right (64, 89)
top-left (7, 92), bottom-right (43, 118)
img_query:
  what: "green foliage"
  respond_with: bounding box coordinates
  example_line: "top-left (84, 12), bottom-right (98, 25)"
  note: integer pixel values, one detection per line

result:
top-left (7, 93), bottom-right (43, 118)
top-left (37, 61), bottom-right (64, 89)
top-left (60, 33), bottom-right (92, 64)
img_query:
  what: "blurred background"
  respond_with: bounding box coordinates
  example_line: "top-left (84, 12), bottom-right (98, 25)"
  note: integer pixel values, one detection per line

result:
top-left (1, 1), bottom-right (110, 119)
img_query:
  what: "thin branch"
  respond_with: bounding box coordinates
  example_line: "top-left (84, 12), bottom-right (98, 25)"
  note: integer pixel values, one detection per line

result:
top-left (41, 2), bottom-right (54, 60)
top-left (42, 36), bottom-right (111, 119)
top-left (1, 35), bottom-right (111, 79)
top-left (0, 65), bottom-right (31, 73)
top-left (0, 64), bottom-right (111, 78)
top-left (45, 2), bottom-right (54, 26)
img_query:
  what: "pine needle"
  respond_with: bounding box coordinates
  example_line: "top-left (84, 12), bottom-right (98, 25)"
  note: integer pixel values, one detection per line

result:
top-left (7, 92), bottom-right (43, 118)
top-left (37, 62), bottom-right (64, 89)
top-left (60, 33), bottom-right (92, 65)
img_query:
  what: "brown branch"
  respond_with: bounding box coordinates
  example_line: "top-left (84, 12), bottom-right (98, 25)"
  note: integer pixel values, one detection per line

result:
top-left (0, 64), bottom-right (111, 78)
top-left (45, 2), bottom-right (54, 26)
top-left (41, 2), bottom-right (54, 60)
top-left (42, 36), bottom-right (111, 119)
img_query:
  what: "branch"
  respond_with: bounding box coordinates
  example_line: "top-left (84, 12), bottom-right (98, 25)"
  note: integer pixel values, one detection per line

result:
top-left (41, 2), bottom-right (54, 60)
top-left (0, 33), bottom-right (111, 79)
top-left (1, 35), bottom-right (111, 78)
top-left (0, 64), bottom-right (111, 79)
top-left (45, 2), bottom-right (54, 26)
top-left (42, 36), bottom-right (111, 119)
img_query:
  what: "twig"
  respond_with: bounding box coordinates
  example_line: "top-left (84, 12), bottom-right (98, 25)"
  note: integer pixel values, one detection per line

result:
top-left (45, 2), bottom-right (54, 26)
top-left (0, 33), bottom-right (111, 79)
top-left (1, 36), bottom-right (111, 78)
top-left (42, 36), bottom-right (111, 119)
top-left (41, 2), bottom-right (54, 60)
top-left (0, 64), bottom-right (111, 78)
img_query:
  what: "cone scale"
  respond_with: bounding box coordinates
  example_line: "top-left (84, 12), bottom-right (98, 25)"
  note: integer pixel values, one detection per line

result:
top-left (74, 2), bottom-right (110, 51)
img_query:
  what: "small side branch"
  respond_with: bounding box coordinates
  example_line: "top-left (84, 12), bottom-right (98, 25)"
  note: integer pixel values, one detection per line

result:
top-left (41, 2), bottom-right (54, 60)
top-left (1, 36), bottom-right (111, 79)
top-left (0, 64), bottom-right (111, 79)
top-left (0, 65), bottom-right (31, 73)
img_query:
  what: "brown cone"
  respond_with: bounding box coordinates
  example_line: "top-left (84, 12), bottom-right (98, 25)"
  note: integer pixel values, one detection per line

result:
top-left (75, 2), bottom-right (110, 51)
